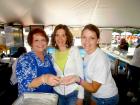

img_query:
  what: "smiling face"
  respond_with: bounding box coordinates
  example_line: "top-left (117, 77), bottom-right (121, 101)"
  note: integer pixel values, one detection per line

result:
top-left (81, 29), bottom-right (99, 54)
top-left (32, 33), bottom-right (47, 53)
top-left (55, 29), bottom-right (67, 49)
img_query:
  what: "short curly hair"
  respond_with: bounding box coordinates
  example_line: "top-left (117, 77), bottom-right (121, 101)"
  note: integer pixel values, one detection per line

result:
top-left (27, 28), bottom-right (49, 46)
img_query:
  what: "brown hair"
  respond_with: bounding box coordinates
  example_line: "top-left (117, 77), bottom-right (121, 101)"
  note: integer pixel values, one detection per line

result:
top-left (51, 24), bottom-right (73, 49)
top-left (27, 28), bottom-right (49, 46)
top-left (81, 24), bottom-right (100, 39)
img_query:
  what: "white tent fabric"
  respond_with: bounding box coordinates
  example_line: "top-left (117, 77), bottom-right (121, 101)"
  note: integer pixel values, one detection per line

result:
top-left (0, 0), bottom-right (140, 27)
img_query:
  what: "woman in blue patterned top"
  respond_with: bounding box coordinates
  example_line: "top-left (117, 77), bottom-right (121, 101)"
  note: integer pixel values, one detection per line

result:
top-left (16, 28), bottom-right (60, 95)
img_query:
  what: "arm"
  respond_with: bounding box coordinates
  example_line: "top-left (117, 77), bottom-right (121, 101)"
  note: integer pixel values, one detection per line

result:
top-left (74, 47), bottom-right (84, 103)
top-left (28, 74), bottom-right (60, 88)
top-left (11, 60), bottom-right (18, 85)
top-left (78, 53), bottom-right (109, 92)
top-left (61, 47), bottom-right (84, 104)
top-left (28, 75), bottom-right (43, 88)
top-left (77, 78), bottom-right (101, 93)
top-left (64, 51), bottom-right (108, 93)
top-left (76, 99), bottom-right (83, 105)
top-left (29, 54), bottom-right (60, 87)
top-left (63, 75), bottom-right (101, 93)
top-left (16, 56), bottom-right (36, 94)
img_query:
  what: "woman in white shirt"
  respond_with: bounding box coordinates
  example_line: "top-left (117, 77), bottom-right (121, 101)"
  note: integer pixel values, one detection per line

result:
top-left (130, 44), bottom-right (140, 67)
top-left (64, 24), bottom-right (119, 105)
top-left (127, 44), bottom-right (140, 102)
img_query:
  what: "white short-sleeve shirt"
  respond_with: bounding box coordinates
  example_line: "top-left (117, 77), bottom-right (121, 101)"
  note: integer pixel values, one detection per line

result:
top-left (83, 48), bottom-right (118, 98)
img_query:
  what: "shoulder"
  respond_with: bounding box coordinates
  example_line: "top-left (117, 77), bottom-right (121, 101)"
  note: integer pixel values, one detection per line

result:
top-left (136, 43), bottom-right (140, 48)
top-left (134, 47), bottom-right (140, 54)
top-left (96, 48), bottom-right (105, 56)
top-left (17, 52), bottom-right (33, 63)
top-left (96, 48), bottom-right (109, 61)
top-left (69, 46), bottom-right (81, 56)
top-left (70, 46), bottom-right (79, 52)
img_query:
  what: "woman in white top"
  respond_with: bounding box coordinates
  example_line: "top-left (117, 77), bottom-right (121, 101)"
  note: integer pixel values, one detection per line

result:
top-left (127, 44), bottom-right (140, 102)
top-left (64, 24), bottom-right (119, 105)
top-left (51, 24), bottom-right (84, 105)
top-left (130, 44), bottom-right (140, 67)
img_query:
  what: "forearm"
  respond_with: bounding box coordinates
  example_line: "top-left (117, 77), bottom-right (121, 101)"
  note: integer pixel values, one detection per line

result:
top-left (76, 99), bottom-right (83, 105)
top-left (79, 79), bottom-right (100, 93)
top-left (28, 76), bottom-right (43, 88)
top-left (78, 85), bottom-right (84, 99)
top-left (81, 81), bottom-right (97, 93)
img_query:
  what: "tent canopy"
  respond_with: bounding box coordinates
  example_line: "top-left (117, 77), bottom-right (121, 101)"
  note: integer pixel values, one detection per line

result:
top-left (0, 0), bottom-right (140, 27)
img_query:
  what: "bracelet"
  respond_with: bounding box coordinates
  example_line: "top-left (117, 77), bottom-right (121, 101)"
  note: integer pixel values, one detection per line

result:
top-left (76, 77), bottom-right (83, 85)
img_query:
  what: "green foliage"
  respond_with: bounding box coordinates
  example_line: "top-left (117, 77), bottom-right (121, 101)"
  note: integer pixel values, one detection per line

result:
top-left (113, 28), bottom-right (140, 35)
top-left (129, 30), bottom-right (140, 34)
top-left (112, 29), bottom-right (123, 34)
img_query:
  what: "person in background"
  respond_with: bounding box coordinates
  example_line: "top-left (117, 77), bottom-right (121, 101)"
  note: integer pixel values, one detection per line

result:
top-left (118, 38), bottom-right (129, 51)
top-left (130, 43), bottom-right (140, 68)
top-left (11, 47), bottom-right (27, 85)
top-left (126, 43), bottom-right (140, 102)
top-left (9, 46), bottom-right (27, 103)
top-left (136, 36), bottom-right (140, 45)
top-left (16, 28), bottom-right (60, 95)
top-left (51, 24), bottom-right (84, 105)
top-left (11, 47), bottom-right (27, 58)
top-left (0, 51), bottom-right (6, 58)
top-left (64, 24), bottom-right (119, 105)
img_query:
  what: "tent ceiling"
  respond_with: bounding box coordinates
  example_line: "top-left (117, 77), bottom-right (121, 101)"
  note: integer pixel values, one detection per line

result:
top-left (0, 0), bottom-right (140, 27)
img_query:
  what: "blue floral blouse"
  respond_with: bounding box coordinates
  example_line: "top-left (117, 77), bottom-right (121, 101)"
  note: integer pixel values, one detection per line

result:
top-left (16, 51), bottom-right (56, 95)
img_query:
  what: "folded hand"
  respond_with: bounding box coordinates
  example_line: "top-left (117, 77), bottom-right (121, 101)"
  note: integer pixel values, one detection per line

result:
top-left (60, 75), bottom-right (80, 85)
top-left (42, 74), bottom-right (61, 86)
